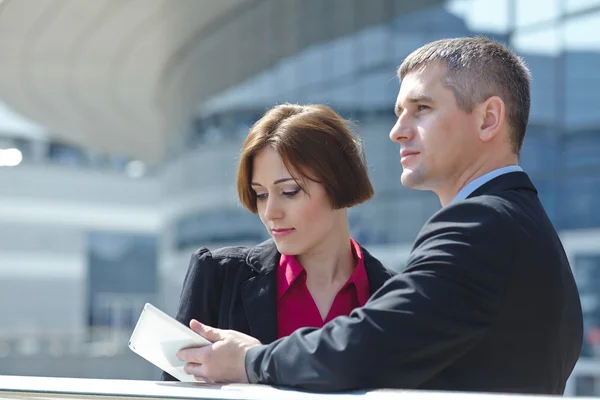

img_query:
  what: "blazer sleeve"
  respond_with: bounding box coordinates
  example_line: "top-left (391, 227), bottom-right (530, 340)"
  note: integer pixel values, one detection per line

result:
top-left (245, 200), bottom-right (516, 391)
top-left (161, 248), bottom-right (224, 381)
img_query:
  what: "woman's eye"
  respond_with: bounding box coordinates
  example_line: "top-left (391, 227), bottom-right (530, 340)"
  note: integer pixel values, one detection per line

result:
top-left (256, 193), bottom-right (268, 200)
top-left (283, 189), bottom-right (301, 197)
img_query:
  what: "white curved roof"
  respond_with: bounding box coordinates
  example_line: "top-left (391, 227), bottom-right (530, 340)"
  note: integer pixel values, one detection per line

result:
top-left (0, 0), bottom-right (247, 162)
top-left (0, 0), bottom-right (443, 162)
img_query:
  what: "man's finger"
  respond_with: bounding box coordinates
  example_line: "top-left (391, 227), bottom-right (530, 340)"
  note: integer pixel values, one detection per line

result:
top-left (177, 345), bottom-right (210, 363)
top-left (190, 319), bottom-right (225, 342)
top-left (185, 363), bottom-right (216, 383)
top-left (183, 362), bottom-right (204, 377)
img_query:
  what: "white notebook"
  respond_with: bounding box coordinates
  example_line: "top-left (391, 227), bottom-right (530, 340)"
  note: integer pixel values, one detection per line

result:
top-left (128, 303), bottom-right (211, 382)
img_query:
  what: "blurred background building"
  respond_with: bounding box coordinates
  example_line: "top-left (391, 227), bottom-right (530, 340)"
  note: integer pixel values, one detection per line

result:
top-left (0, 0), bottom-right (598, 396)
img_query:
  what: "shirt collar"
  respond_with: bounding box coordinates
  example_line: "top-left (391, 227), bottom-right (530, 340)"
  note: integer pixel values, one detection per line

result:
top-left (450, 165), bottom-right (523, 205)
top-left (277, 252), bottom-right (305, 300)
top-left (277, 238), bottom-right (369, 304)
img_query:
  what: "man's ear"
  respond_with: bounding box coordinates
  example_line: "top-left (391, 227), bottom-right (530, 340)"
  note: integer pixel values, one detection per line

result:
top-left (477, 96), bottom-right (505, 143)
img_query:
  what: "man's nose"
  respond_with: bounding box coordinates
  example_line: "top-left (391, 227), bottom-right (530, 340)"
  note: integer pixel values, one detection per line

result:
top-left (389, 115), bottom-right (414, 143)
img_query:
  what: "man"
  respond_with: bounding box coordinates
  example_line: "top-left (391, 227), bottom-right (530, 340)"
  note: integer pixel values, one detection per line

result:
top-left (176, 37), bottom-right (583, 394)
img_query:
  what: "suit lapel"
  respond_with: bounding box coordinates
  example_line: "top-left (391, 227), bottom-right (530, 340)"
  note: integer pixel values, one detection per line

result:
top-left (241, 239), bottom-right (280, 344)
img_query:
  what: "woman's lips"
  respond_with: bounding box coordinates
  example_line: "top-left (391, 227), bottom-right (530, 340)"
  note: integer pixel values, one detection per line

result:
top-left (271, 228), bottom-right (295, 238)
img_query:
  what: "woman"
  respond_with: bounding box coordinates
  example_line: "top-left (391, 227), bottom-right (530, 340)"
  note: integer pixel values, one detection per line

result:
top-left (163, 103), bottom-right (395, 381)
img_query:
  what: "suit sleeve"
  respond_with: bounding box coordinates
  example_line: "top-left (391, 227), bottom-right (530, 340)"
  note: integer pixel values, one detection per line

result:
top-left (245, 200), bottom-right (516, 391)
top-left (161, 248), bottom-right (224, 381)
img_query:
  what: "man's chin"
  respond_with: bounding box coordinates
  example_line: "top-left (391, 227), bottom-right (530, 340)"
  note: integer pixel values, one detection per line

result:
top-left (401, 171), bottom-right (426, 190)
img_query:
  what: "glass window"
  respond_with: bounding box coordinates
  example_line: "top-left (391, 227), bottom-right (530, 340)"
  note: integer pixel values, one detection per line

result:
top-left (422, 6), bottom-right (472, 40)
top-left (284, 45), bottom-right (325, 90)
top-left (359, 113), bottom-right (401, 187)
top-left (392, 31), bottom-right (428, 62)
top-left (87, 232), bottom-right (158, 329)
top-left (564, 11), bottom-right (600, 129)
top-left (566, 0), bottom-right (600, 13)
top-left (356, 25), bottom-right (391, 71)
top-left (312, 80), bottom-right (362, 109)
top-left (575, 375), bottom-right (600, 397)
top-left (174, 208), bottom-right (267, 250)
top-left (556, 173), bottom-right (600, 229)
top-left (48, 142), bottom-right (88, 167)
top-left (355, 192), bottom-right (440, 245)
top-left (389, 6), bottom-right (430, 61)
top-left (445, 0), bottom-right (510, 34)
top-left (329, 35), bottom-right (358, 80)
top-left (391, 4), bottom-right (471, 59)
top-left (296, 0), bottom-right (327, 45)
top-left (529, 177), bottom-right (558, 224)
top-left (573, 255), bottom-right (600, 360)
top-left (515, 0), bottom-right (561, 29)
top-left (519, 128), bottom-right (559, 175)
top-left (565, 9), bottom-right (600, 50)
top-left (270, 57), bottom-right (301, 98)
top-left (355, 0), bottom-right (387, 26)
top-left (561, 131), bottom-right (600, 169)
top-left (513, 25), bottom-right (562, 56)
top-left (357, 71), bottom-right (398, 110)
top-left (512, 26), bottom-right (561, 126)
top-left (329, 0), bottom-right (356, 36)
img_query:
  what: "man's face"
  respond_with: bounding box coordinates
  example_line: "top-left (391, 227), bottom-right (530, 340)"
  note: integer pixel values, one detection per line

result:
top-left (389, 63), bottom-right (481, 196)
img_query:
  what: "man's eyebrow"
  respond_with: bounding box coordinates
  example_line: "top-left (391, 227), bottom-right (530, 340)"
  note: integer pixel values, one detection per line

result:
top-left (407, 94), bottom-right (434, 103)
top-left (395, 94), bottom-right (434, 116)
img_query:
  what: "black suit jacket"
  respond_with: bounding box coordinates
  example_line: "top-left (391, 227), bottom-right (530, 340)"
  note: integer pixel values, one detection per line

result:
top-left (245, 172), bottom-right (583, 394)
top-left (162, 239), bottom-right (396, 381)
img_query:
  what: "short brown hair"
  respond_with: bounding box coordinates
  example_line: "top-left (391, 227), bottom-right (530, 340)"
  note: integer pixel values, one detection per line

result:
top-left (237, 103), bottom-right (374, 213)
top-left (398, 36), bottom-right (531, 153)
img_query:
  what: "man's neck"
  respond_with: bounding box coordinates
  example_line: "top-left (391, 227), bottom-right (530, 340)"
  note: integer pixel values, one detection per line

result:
top-left (438, 156), bottom-right (520, 206)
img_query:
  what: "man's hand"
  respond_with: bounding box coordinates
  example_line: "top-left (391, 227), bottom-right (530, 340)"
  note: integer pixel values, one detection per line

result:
top-left (177, 320), bottom-right (262, 383)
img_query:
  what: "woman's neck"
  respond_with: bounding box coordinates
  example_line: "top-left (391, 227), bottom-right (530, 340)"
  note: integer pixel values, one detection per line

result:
top-left (297, 222), bottom-right (356, 288)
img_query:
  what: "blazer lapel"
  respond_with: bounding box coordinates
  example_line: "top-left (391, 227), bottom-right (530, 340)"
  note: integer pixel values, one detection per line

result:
top-left (241, 239), bottom-right (280, 344)
top-left (361, 244), bottom-right (395, 295)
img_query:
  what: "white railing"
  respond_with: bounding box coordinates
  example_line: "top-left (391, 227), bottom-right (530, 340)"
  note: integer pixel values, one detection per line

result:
top-left (0, 375), bottom-right (595, 400)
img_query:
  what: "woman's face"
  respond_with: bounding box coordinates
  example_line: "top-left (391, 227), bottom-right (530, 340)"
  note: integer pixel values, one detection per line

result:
top-left (251, 147), bottom-right (341, 256)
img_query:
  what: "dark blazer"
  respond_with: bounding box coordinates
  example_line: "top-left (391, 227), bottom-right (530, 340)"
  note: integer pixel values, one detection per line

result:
top-left (245, 171), bottom-right (584, 394)
top-left (162, 239), bottom-right (396, 381)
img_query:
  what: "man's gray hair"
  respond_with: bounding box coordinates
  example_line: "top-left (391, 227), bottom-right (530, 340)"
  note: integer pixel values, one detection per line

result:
top-left (398, 36), bottom-right (531, 153)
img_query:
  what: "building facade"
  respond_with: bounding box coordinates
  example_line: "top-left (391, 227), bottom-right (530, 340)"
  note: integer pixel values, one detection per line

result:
top-left (0, 0), bottom-right (598, 395)
top-left (161, 0), bottom-right (600, 396)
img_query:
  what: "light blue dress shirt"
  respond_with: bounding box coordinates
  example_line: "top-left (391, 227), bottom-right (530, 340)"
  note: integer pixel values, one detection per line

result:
top-left (449, 165), bottom-right (523, 205)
